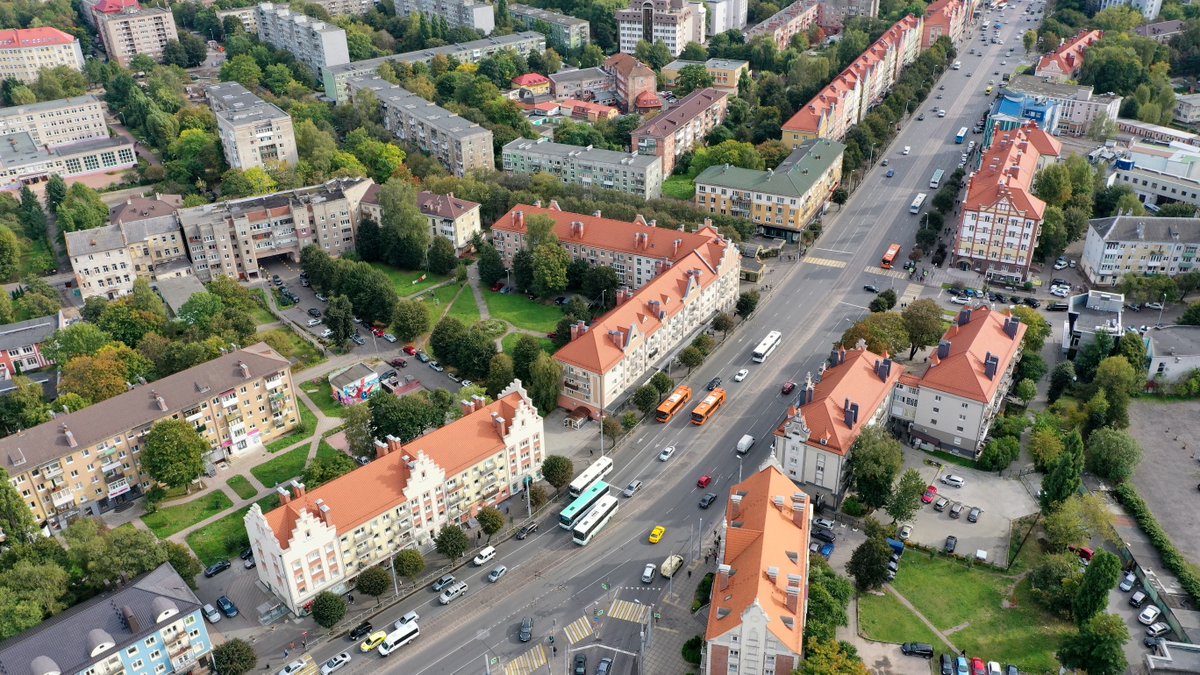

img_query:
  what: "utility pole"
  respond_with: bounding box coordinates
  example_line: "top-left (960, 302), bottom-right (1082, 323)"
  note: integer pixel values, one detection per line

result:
top-left (389, 550), bottom-right (399, 598)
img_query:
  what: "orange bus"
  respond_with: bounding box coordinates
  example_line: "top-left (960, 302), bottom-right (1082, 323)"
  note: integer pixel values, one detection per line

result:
top-left (655, 385), bottom-right (693, 423)
top-left (690, 388), bottom-right (727, 426)
top-left (881, 244), bottom-right (901, 269)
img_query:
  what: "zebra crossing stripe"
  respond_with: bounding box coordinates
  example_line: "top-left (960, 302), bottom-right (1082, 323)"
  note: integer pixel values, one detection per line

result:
top-left (606, 599), bottom-right (650, 624)
top-left (564, 615), bottom-right (593, 644)
top-left (503, 644), bottom-right (547, 675)
top-left (804, 257), bottom-right (848, 269)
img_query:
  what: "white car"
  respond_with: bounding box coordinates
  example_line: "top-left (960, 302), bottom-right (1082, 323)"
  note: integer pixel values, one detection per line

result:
top-left (1120, 572), bottom-right (1136, 592)
top-left (460, 380), bottom-right (473, 389)
top-left (814, 518), bottom-right (836, 530)
top-left (306, 318), bottom-right (322, 327)
top-left (1145, 302), bottom-right (1164, 310)
top-left (278, 660), bottom-right (309, 675)
top-left (1053, 259), bottom-right (1068, 270)
top-left (641, 563), bottom-right (657, 583)
top-left (951, 295), bottom-right (969, 305)
top-left (320, 328), bottom-right (334, 339)
top-left (1050, 287), bottom-right (1069, 298)
top-left (321, 652), bottom-right (352, 675)
top-left (733, 368), bottom-right (749, 382)
top-left (1139, 605), bottom-right (1162, 625)
top-left (941, 474), bottom-right (966, 488)
top-left (658, 446), bottom-right (676, 461)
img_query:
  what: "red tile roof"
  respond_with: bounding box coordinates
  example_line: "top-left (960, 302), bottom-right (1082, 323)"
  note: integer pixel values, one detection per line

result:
top-left (604, 53), bottom-right (654, 80)
top-left (0, 27), bottom-right (77, 49)
top-left (1037, 30), bottom-right (1102, 77)
top-left (915, 306), bottom-right (1026, 403)
top-left (93, 0), bottom-right (140, 13)
top-left (962, 122), bottom-right (1060, 218)
top-left (561, 99), bottom-right (619, 119)
top-left (512, 73), bottom-right (550, 87)
top-left (417, 191), bottom-right (479, 220)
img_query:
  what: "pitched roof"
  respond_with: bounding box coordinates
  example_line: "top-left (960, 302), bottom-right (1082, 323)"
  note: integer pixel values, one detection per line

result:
top-left (1036, 29), bottom-right (1102, 76)
top-left (418, 190), bottom-right (479, 220)
top-left (512, 73), bottom-right (550, 87)
top-left (0, 312), bottom-right (61, 353)
top-left (694, 139), bottom-right (845, 197)
top-left (109, 194), bottom-right (183, 224)
top-left (916, 306), bottom-right (1026, 403)
top-left (0, 27), bottom-right (77, 49)
top-left (604, 53), bottom-right (654, 80)
top-left (705, 464), bottom-right (809, 655)
top-left (1088, 215), bottom-right (1200, 244)
top-left (632, 88), bottom-right (727, 139)
top-left (92, 0), bottom-right (140, 13)
top-left (962, 121), bottom-right (1060, 218)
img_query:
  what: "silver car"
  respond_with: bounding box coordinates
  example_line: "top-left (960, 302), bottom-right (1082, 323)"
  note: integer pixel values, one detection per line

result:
top-left (641, 563), bottom-right (657, 583)
top-left (622, 480), bottom-right (643, 497)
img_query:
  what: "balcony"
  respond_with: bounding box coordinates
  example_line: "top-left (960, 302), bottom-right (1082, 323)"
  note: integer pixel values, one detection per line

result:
top-left (51, 488), bottom-right (75, 508)
top-left (41, 463), bottom-right (63, 479)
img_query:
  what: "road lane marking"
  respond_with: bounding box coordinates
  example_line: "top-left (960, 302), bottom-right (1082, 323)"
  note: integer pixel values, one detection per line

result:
top-left (563, 615), bottom-right (593, 644)
top-left (863, 266), bottom-right (908, 279)
top-left (503, 644), bottom-right (547, 675)
top-left (607, 599), bottom-right (651, 624)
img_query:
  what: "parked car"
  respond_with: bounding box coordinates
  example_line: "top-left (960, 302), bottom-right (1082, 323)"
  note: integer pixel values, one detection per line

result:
top-left (1130, 591), bottom-right (1148, 608)
top-left (204, 560), bottom-right (231, 577)
top-left (971, 658), bottom-right (987, 675)
top-left (814, 518), bottom-right (835, 530)
top-left (940, 654), bottom-right (955, 675)
top-left (315, 293), bottom-right (327, 302)
top-left (573, 654), bottom-right (587, 675)
top-left (389, 358), bottom-right (408, 368)
top-left (429, 361), bottom-right (445, 372)
top-left (1120, 572), bottom-right (1137, 592)
top-left (306, 318), bottom-right (322, 327)
top-left (350, 335), bottom-right (365, 346)
top-left (203, 603), bottom-right (222, 623)
top-left (596, 657), bottom-right (613, 675)
top-left (1139, 605), bottom-right (1162, 625)
top-left (902, 643), bottom-right (934, 658)
top-left (899, 524), bottom-right (913, 540)
top-left (812, 528), bottom-right (837, 544)
top-left (949, 503), bottom-right (964, 518)
top-left (641, 563), bottom-right (657, 583)
top-left (403, 345), bottom-right (417, 355)
top-left (279, 659), bottom-right (310, 675)
top-left (1146, 622), bottom-right (1170, 638)
top-left (967, 507), bottom-right (981, 523)
top-left (945, 535), bottom-right (958, 553)
top-left (922, 485), bottom-right (938, 503)
top-left (1145, 301), bottom-right (1164, 310)
top-left (941, 474), bottom-right (966, 488)
top-left (217, 596), bottom-right (239, 617)
top-left (383, 334), bottom-right (397, 343)
top-left (934, 496), bottom-right (949, 511)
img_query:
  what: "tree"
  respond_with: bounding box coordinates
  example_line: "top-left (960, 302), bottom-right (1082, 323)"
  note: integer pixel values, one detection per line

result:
top-left (1072, 550), bottom-right (1121, 624)
top-left (884, 469), bottom-right (926, 524)
top-left (691, 140), bottom-right (765, 176)
top-left (427, 236), bottom-right (457, 275)
top-left (676, 64), bottom-right (715, 96)
top-left (393, 548), bottom-right (426, 583)
top-left (369, 391), bottom-right (441, 443)
top-left (45, 174), bottom-right (67, 212)
top-left (355, 566), bottom-right (391, 605)
top-left (18, 186), bottom-right (46, 241)
top-left (541, 455), bottom-right (573, 491)
top-left (1041, 430), bottom-right (1084, 513)
top-left (711, 312), bottom-right (735, 337)
top-left (477, 506), bottom-right (505, 540)
top-left (343, 403), bottom-right (376, 460)
top-left (391, 300), bottom-right (429, 342)
top-left (485, 353), bottom-right (515, 398)
top-left (846, 427), bottom-right (903, 510)
top-left (512, 249), bottom-right (534, 292)
top-left (311, 591), bottom-right (347, 628)
top-left (846, 533), bottom-right (892, 591)
top-left (1058, 613), bottom-right (1128, 675)
top-left (1030, 553), bottom-right (1083, 617)
top-left (325, 295), bottom-right (356, 346)
top-left (511, 335), bottom-right (543, 383)
top-left (1049, 361), bottom-right (1076, 402)
top-left (1092, 355), bottom-right (1139, 429)
top-left (1075, 331), bottom-right (1115, 384)
top-left (800, 638), bottom-right (869, 675)
top-left (632, 385), bottom-right (661, 415)
top-left (901, 299), bottom-right (944, 358)
top-left (527, 352), bottom-right (563, 414)
top-left (212, 639), bottom-right (257, 675)
top-left (678, 346), bottom-right (705, 372)
top-left (379, 178), bottom-right (430, 270)
top-left (634, 39), bottom-right (673, 70)
top-left (1017, 352), bottom-right (1048, 384)
top-left (220, 54), bottom-right (263, 88)
top-left (531, 242), bottom-right (570, 297)
top-left (142, 420), bottom-right (206, 492)
top-left (582, 266), bottom-right (620, 306)
top-left (162, 541), bottom-right (202, 589)
top-left (1014, 378), bottom-right (1038, 402)
top-left (1085, 428), bottom-right (1142, 483)
top-left (477, 244), bottom-right (506, 285)
top-left (301, 451), bottom-right (357, 487)
top-left (1030, 426), bottom-right (1065, 472)
top-left (0, 467), bottom-right (37, 545)
top-left (839, 313), bottom-right (910, 361)
top-left (430, 316), bottom-right (468, 367)
top-left (649, 372), bottom-right (674, 397)
top-left (42, 323), bottom-right (113, 366)
top-left (55, 183), bottom-right (108, 233)
top-left (736, 290), bottom-right (760, 318)
top-left (435, 524), bottom-right (470, 560)
top-left (1118, 331), bottom-right (1147, 371)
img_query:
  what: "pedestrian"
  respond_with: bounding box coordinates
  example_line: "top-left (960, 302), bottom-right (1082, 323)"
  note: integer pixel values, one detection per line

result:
top-left (283, 649), bottom-right (289, 658)
top-left (477, 530), bottom-right (482, 540)
top-left (688, 570), bottom-right (692, 578)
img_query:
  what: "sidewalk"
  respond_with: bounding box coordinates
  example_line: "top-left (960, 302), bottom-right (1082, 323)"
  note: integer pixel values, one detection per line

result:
top-left (643, 560), bottom-right (712, 674)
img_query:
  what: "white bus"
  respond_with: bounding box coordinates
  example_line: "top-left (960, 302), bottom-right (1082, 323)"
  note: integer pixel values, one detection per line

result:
top-left (751, 331), bottom-right (782, 363)
top-left (568, 456), bottom-right (614, 498)
top-left (910, 193), bottom-right (927, 214)
top-left (572, 495), bottom-right (619, 545)
top-left (378, 622), bottom-right (420, 656)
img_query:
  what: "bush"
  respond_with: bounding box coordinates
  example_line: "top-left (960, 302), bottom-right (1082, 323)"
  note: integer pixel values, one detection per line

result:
top-left (682, 635), bottom-right (703, 664)
top-left (1114, 484), bottom-right (1200, 605)
top-left (842, 495), bottom-right (867, 517)
top-left (694, 572), bottom-right (714, 608)
top-left (620, 411), bottom-right (639, 430)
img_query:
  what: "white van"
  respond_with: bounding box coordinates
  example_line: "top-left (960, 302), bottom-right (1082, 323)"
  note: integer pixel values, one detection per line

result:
top-left (902, 146), bottom-right (911, 155)
top-left (472, 546), bottom-right (496, 566)
top-left (377, 623), bottom-right (420, 656)
top-left (736, 434), bottom-right (755, 455)
top-left (660, 554), bottom-right (684, 579)
top-left (438, 580), bottom-right (468, 605)
top-left (952, 60), bottom-right (962, 69)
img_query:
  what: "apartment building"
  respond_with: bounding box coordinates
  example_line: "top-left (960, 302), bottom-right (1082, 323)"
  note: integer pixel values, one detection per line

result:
top-left (772, 345), bottom-right (901, 496)
top-left (181, 178), bottom-right (372, 282)
top-left (0, 27), bottom-right (85, 84)
top-left (0, 133), bottom-right (136, 191)
top-left (662, 58), bottom-right (749, 95)
top-left (255, 3), bottom-right (350, 81)
top-left (1034, 29), bottom-right (1102, 82)
top-left (502, 137), bottom-right (665, 199)
top-left (323, 32), bottom-right (545, 102)
top-left (0, 564), bottom-right (213, 675)
top-left (216, 6), bottom-right (258, 32)
top-left (1092, 0), bottom-right (1159, 21)
top-left (605, 53), bottom-right (660, 113)
top-left (818, 0), bottom-right (881, 30)
top-left (361, 186), bottom-right (482, 254)
top-left (892, 307), bottom-right (1026, 458)
top-left (0, 344), bottom-right (297, 529)
top-left (0, 312), bottom-right (65, 382)
top-left (953, 121), bottom-right (1062, 283)
top-left (79, 0), bottom-right (138, 28)
top-left (922, 0), bottom-right (969, 49)
top-left (97, 7), bottom-right (180, 67)
top-left (1134, 19), bottom-right (1185, 44)
top-left (393, 0), bottom-right (495, 32)
top-left (1080, 215), bottom-right (1200, 287)
top-left (244, 381), bottom-right (545, 615)
top-left (1146, 326), bottom-right (1200, 387)
top-left (0, 96), bottom-right (107, 148)
top-left (510, 4), bottom-right (590, 49)
top-left (306, 0), bottom-right (378, 16)
top-left (345, 77), bottom-right (494, 177)
top-left (702, 0), bottom-right (748, 35)
top-left (66, 201), bottom-right (191, 300)
top-left (1176, 94), bottom-right (1200, 124)
top-left (632, 88), bottom-right (729, 176)
top-left (1004, 75), bottom-right (1121, 137)
top-left (703, 465), bottom-right (810, 675)
top-left (207, 82), bottom-right (298, 170)
top-left (694, 139), bottom-right (844, 241)
top-left (616, 0), bottom-right (707, 57)
top-left (744, 1), bottom-right (819, 50)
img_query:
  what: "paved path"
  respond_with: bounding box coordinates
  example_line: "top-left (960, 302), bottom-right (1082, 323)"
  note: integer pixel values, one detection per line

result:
top-left (885, 584), bottom-right (958, 652)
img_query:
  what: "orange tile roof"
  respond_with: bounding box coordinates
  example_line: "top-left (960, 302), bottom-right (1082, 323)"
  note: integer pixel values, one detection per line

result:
top-left (705, 464), bottom-right (810, 655)
top-left (1037, 30), bottom-right (1101, 76)
top-left (962, 122), bottom-right (1060, 218)
top-left (512, 73), bottom-right (550, 87)
top-left (0, 27), bottom-right (77, 49)
top-left (561, 99), bottom-right (619, 118)
top-left (263, 391), bottom-right (528, 549)
top-left (916, 306), bottom-right (1025, 403)
top-left (604, 53), bottom-right (654, 80)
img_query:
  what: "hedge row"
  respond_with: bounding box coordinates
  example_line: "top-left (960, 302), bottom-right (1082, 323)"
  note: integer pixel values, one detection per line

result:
top-left (1113, 483), bottom-right (1200, 604)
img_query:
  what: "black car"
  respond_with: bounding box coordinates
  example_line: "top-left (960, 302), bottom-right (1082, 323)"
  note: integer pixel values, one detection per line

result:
top-left (519, 617), bottom-right (533, 642)
top-left (307, 308), bottom-right (322, 318)
top-left (945, 535), bottom-right (958, 553)
top-left (240, 547), bottom-right (254, 560)
top-left (863, 284), bottom-right (880, 293)
top-left (699, 492), bottom-right (718, 509)
top-left (812, 527), bottom-right (836, 543)
top-left (516, 522), bottom-right (539, 540)
top-left (573, 654), bottom-right (587, 675)
top-left (940, 654), bottom-right (954, 675)
top-left (348, 621), bottom-right (373, 641)
top-left (706, 377), bottom-right (721, 391)
top-left (1052, 278), bottom-right (1069, 287)
top-left (1023, 297), bottom-right (1041, 308)
top-left (1047, 302), bottom-right (1069, 312)
top-left (901, 643), bottom-right (934, 658)
top-left (204, 560), bottom-right (231, 577)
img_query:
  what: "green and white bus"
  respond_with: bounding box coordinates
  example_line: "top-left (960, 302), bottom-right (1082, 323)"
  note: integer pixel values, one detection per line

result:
top-left (559, 481), bottom-right (609, 529)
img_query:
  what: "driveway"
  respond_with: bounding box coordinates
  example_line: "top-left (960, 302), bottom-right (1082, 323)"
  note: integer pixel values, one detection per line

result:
top-left (1108, 581), bottom-right (1168, 671)
top-left (1126, 399), bottom-right (1200, 565)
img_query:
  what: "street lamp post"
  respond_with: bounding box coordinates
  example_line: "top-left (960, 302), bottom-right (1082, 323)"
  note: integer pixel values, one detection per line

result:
top-left (1157, 293), bottom-right (1167, 327)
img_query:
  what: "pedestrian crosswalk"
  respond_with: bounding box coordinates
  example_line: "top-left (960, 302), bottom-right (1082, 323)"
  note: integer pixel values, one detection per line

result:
top-left (803, 256), bottom-right (848, 269)
top-left (563, 615), bottom-right (593, 644)
top-left (504, 644), bottom-right (547, 675)
top-left (863, 265), bottom-right (909, 280)
top-left (607, 599), bottom-right (650, 624)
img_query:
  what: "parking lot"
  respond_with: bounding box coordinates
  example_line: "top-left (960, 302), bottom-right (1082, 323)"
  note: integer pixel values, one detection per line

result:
top-left (1108, 578), bottom-right (1167, 670)
top-left (1126, 399), bottom-right (1200, 565)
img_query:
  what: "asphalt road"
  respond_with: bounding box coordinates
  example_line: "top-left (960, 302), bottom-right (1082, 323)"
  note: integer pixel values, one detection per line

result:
top-left (293, 16), bottom-right (1038, 675)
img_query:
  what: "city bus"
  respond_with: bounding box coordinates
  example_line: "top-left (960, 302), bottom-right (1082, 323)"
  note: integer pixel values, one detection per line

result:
top-left (881, 243), bottom-right (902, 269)
top-left (572, 495), bottom-right (619, 545)
top-left (955, 127), bottom-right (968, 144)
top-left (910, 193), bottom-right (927, 214)
top-left (930, 169), bottom-right (946, 189)
top-left (655, 385), bottom-right (693, 423)
top-left (559, 481), bottom-right (609, 529)
top-left (690, 388), bottom-right (727, 426)
top-left (751, 331), bottom-right (782, 363)
top-left (568, 456), bottom-right (614, 499)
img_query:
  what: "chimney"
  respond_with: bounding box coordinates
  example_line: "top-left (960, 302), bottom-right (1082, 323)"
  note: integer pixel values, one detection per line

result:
top-left (673, 238), bottom-right (682, 256)
top-left (985, 353), bottom-right (998, 380)
top-left (61, 424), bottom-right (77, 448)
top-left (1004, 316), bottom-right (1021, 339)
top-left (786, 585), bottom-right (801, 614)
top-left (571, 220), bottom-right (585, 238)
top-left (291, 480), bottom-right (305, 497)
top-left (276, 485), bottom-right (291, 504)
top-left (937, 340), bottom-right (951, 359)
top-left (386, 435), bottom-right (403, 455)
top-left (491, 413), bottom-right (507, 438)
top-left (792, 501), bottom-right (805, 527)
top-left (634, 213), bottom-right (648, 226)
top-left (608, 330), bottom-right (625, 349)
top-left (153, 391), bottom-right (167, 411)
top-left (462, 399), bottom-right (476, 416)
top-left (318, 501), bottom-right (332, 525)
top-left (592, 209), bottom-right (602, 217)
top-left (717, 564), bottom-right (732, 590)
top-left (548, 200), bottom-right (561, 211)
top-left (514, 210), bottom-right (524, 229)
top-left (375, 439), bottom-right (389, 459)
top-left (238, 361), bottom-right (251, 379)
top-left (121, 606), bottom-right (141, 634)
top-left (730, 494), bottom-right (743, 520)
top-left (570, 320), bottom-right (589, 340)
top-left (472, 394), bottom-right (487, 412)
top-left (766, 566), bottom-right (779, 584)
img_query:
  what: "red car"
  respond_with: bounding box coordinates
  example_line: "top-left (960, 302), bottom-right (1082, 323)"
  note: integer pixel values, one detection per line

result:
top-left (922, 485), bottom-right (938, 503)
top-left (389, 357), bottom-right (408, 368)
top-left (781, 381), bottom-right (796, 395)
top-left (491, 282), bottom-right (504, 292)
top-left (372, 327), bottom-right (385, 337)
top-left (697, 474), bottom-right (712, 488)
top-left (546, 332), bottom-right (558, 339)
top-left (403, 345), bottom-right (417, 356)
top-left (971, 658), bottom-right (986, 675)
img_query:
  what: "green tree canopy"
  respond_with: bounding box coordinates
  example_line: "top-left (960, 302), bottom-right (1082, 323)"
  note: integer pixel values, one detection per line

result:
top-left (311, 590), bottom-right (346, 628)
top-left (142, 420), bottom-right (206, 491)
top-left (846, 427), bottom-right (903, 510)
top-left (435, 524), bottom-right (470, 560)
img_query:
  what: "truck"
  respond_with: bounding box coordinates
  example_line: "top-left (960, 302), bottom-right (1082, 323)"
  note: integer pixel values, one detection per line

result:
top-left (886, 538), bottom-right (906, 557)
top-left (736, 434), bottom-right (755, 455)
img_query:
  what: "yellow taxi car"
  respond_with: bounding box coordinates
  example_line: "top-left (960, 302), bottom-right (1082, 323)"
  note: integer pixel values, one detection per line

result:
top-left (648, 526), bottom-right (665, 544)
top-left (359, 631), bottom-right (388, 653)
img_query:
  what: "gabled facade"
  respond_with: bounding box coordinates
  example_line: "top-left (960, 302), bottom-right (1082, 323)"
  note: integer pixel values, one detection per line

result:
top-left (66, 198), bottom-right (190, 300)
top-left (1034, 30), bottom-right (1102, 82)
top-left (604, 53), bottom-right (659, 113)
top-left (0, 312), bottom-right (65, 381)
top-left (361, 186), bottom-right (482, 254)
top-left (892, 307), bottom-right (1026, 458)
top-left (921, 0), bottom-right (969, 49)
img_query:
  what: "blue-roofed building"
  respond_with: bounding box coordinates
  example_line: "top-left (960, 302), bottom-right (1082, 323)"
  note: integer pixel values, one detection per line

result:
top-left (0, 564), bottom-right (214, 675)
top-left (983, 92), bottom-right (1061, 150)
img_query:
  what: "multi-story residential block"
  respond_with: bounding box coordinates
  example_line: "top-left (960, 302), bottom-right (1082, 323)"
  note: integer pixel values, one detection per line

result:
top-left (216, 6), bottom-right (258, 32)
top-left (616, 0), bottom-right (707, 57)
top-left (772, 345), bottom-right (902, 496)
top-left (662, 58), bottom-right (749, 94)
top-left (1106, 140), bottom-right (1200, 210)
top-left (361, 186), bottom-right (482, 254)
top-left (0, 27), bottom-right (86, 84)
top-left (953, 121), bottom-right (1062, 283)
top-left (323, 32), bottom-right (545, 102)
top-left (921, 0), bottom-right (969, 49)
top-left (694, 139), bottom-right (844, 241)
top-left (0, 312), bottom-right (65, 381)
top-left (304, 0), bottom-right (378, 16)
top-left (0, 344), bottom-right (296, 528)
top-left (97, 7), bottom-right (180, 67)
top-left (256, 3), bottom-right (350, 82)
top-left (182, 178), bottom-right (373, 282)
top-left (549, 67), bottom-right (615, 104)
top-left (1175, 94), bottom-right (1200, 124)
top-left (1004, 75), bottom-right (1121, 137)
top-left (782, 14), bottom-right (924, 145)
top-left (207, 82), bottom-right (298, 170)
top-left (818, 0), bottom-right (880, 30)
top-left (892, 306), bottom-right (1026, 458)
top-left (1034, 29), bottom-right (1102, 82)
top-left (605, 53), bottom-right (660, 113)
top-left (502, 137), bottom-right (665, 199)
top-left (703, 464), bottom-right (810, 675)
top-left (79, 0), bottom-right (139, 28)
top-left (632, 88), bottom-right (729, 176)
top-left (345, 77), bottom-right (494, 177)
top-left (66, 198), bottom-right (191, 300)
top-left (0, 96), bottom-right (108, 148)
top-left (1134, 19), bottom-right (1185, 43)
top-left (0, 133), bottom-right (136, 191)
top-left (1092, 0), bottom-right (1159, 21)
top-left (702, 0), bottom-right (748, 35)
top-left (1080, 215), bottom-right (1200, 287)
top-left (984, 93), bottom-right (1061, 149)
top-left (1063, 289), bottom-right (1125, 356)
top-left (744, 0), bottom-right (819, 50)
top-left (510, 4), bottom-right (590, 49)
top-left (393, 0), bottom-right (495, 32)
top-left (244, 381), bottom-right (545, 614)
top-left (0, 564), bottom-right (214, 675)
top-left (1146, 326), bottom-right (1200, 388)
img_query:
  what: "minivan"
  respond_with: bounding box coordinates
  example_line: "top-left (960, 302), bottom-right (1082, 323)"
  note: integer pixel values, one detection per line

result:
top-left (660, 554), bottom-right (684, 579)
top-left (438, 580), bottom-right (468, 605)
top-left (473, 546), bottom-right (496, 566)
top-left (377, 624), bottom-right (420, 656)
top-left (901, 643), bottom-right (934, 658)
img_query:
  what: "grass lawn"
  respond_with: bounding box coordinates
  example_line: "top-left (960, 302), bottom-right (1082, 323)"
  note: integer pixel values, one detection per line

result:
top-left (141, 490), bottom-right (234, 539)
top-left (17, 237), bottom-right (56, 280)
top-left (186, 505), bottom-right (251, 565)
top-left (662, 175), bottom-right (696, 200)
top-left (857, 591), bottom-right (941, 646)
top-left (369, 262), bottom-right (448, 297)
top-left (448, 286), bottom-right (482, 325)
top-left (301, 378), bottom-right (347, 418)
top-left (258, 327), bottom-right (325, 370)
top-left (248, 289), bottom-right (277, 326)
top-left (226, 475), bottom-right (257, 500)
top-left (265, 398), bottom-right (318, 453)
top-left (419, 283), bottom-right (461, 325)
top-left (250, 445), bottom-right (309, 488)
top-left (502, 332), bottom-right (555, 356)
top-left (484, 292), bottom-right (562, 333)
